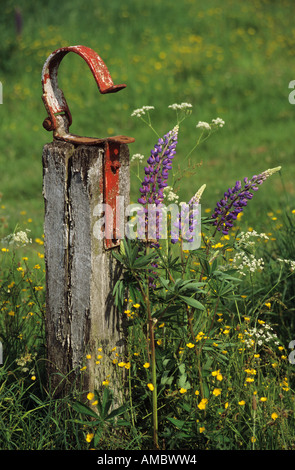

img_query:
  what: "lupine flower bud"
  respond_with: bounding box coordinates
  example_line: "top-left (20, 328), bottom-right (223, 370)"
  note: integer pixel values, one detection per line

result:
top-left (171, 184), bottom-right (206, 244)
top-left (211, 166), bottom-right (281, 235)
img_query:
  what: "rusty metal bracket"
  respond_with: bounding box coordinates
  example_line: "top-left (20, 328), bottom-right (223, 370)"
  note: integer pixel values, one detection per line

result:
top-left (41, 45), bottom-right (135, 146)
top-left (42, 45), bottom-right (135, 249)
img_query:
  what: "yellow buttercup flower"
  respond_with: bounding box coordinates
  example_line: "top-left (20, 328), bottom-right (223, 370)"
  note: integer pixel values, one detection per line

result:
top-left (212, 370), bottom-right (223, 381)
top-left (86, 433), bottom-right (94, 443)
top-left (197, 398), bottom-right (208, 410)
top-left (147, 383), bottom-right (154, 391)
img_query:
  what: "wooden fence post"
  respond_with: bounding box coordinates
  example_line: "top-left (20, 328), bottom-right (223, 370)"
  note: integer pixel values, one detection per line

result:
top-left (41, 46), bottom-right (135, 399)
top-left (43, 140), bottom-right (130, 397)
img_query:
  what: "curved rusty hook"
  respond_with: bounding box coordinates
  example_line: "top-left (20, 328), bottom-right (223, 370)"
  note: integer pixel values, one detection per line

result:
top-left (41, 45), bottom-right (134, 145)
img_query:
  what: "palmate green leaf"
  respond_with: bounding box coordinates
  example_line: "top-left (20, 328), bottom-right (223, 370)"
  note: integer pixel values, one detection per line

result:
top-left (166, 417), bottom-right (186, 429)
top-left (179, 295), bottom-right (205, 310)
top-left (112, 251), bottom-right (125, 265)
top-left (71, 401), bottom-right (99, 419)
top-left (133, 251), bottom-right (156, 268)
top-left (115, 239), bottom-right (157, 270)
top-left (73, 418), bottom-right (102, 427)
top-left (116, 418), bottom-right (131, 427)
top-left (158, 277), bottom-right (170, 289)
top-left (178, 281), bottom-right (206, 294)
top-left (113, 279), bottom-right (125, 308)
top-left (105, 403), bottom-right (128, 421)
top-left (159, 277), bottom-right (205, 295)
top-left (128, 283), bottom-right (144, 306)
top-left (212, 269), bottom-right (242, 283)
top-left (101, 387), bottom-right (112, 417)
top-left (152, 305), bottom-right (182, 323)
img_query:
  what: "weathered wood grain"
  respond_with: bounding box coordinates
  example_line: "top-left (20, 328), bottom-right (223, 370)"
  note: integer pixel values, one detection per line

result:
top-left (43, 141), bottom-right (130, 398)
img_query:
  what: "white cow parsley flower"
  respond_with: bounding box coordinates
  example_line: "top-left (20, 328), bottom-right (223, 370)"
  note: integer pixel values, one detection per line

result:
top-left (196, 121), bottom-right (211, 130)
top-left (131, 106), bottom-right (155, 117)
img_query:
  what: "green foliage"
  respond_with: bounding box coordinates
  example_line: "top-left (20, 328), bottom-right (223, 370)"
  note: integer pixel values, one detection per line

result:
top-left (72, 387), bottom-right (130, 448)
top-left (0, 198), bottom-right (295, 450)
top-left (110, 214), bottom-right (295, 450)
top-left (0, 0), bottom-right (295, 452)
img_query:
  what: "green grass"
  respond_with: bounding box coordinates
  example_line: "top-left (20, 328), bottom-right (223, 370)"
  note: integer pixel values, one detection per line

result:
top-left (1, 0), bottom-right (295, 452)
top-left (1, 204), bottom-right (295, 450)
top-left (1, 0), bottom-right (295, 234)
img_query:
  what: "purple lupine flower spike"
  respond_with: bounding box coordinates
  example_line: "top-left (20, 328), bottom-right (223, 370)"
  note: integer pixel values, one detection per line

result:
top-left (138, 125), bottom-right (179, 241)
top-left (136, 126), bottom-right (179, 287)
top-left (211, 166), bottom-right (281, 235)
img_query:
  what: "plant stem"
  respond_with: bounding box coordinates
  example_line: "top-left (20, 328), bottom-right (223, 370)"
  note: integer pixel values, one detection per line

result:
top-left (136, 243), bottom-right (159, 449)
top-left (146, 282), bottom-right (159, 449)
top-left (187, 310), bottom-right (205, 399)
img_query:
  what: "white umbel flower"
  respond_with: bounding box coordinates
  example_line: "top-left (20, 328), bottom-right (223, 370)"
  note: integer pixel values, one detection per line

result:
top-left (211, 117), bottom-right (225, 127)
top-left (2, 229), bottom-right (32, 247)
top-left (196, 121), bottom-right (211, 130)
top-left (131, 153), bottom-right (145, 163)
top-left (168, 102), bottom-right (193, 110)
top-left (163, 186), bottom-right (179, 203)
top-left (131, 106), bottom-right (155, 117)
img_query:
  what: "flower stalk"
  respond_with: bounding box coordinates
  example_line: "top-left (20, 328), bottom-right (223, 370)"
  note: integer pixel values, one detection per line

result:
top-left (211, 166), bottom-right (281, 237)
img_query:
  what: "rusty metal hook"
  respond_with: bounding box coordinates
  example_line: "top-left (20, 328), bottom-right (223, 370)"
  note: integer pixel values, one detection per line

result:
top-left (41, 45), bottom-right (135, 145)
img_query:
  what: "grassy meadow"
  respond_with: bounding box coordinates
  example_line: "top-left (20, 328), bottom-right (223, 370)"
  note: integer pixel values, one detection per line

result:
top-left (0, 0), bottom-right (295, 451)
